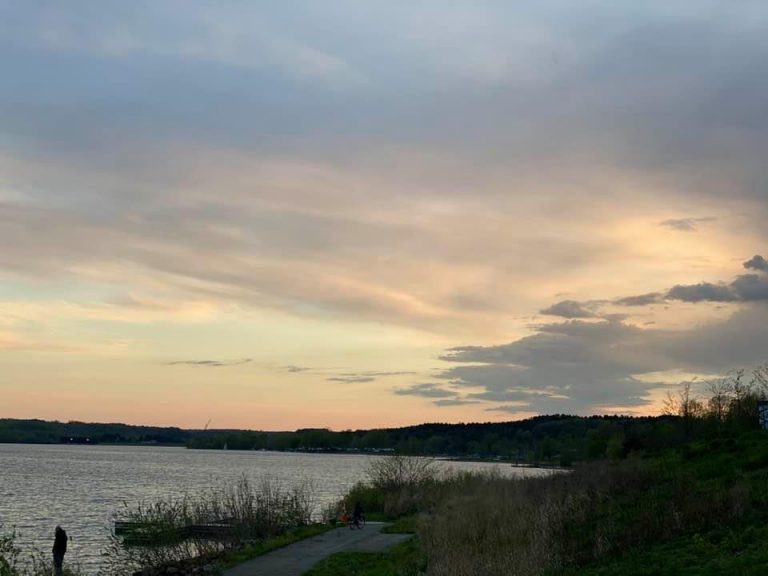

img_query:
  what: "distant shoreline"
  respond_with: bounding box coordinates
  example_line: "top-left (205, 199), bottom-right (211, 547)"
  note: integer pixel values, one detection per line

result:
top-left (1, 413), bottom-right (677, 467)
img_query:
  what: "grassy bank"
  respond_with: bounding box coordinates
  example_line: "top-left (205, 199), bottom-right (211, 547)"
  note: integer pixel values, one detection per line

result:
top-left (303, 538), bottom-right (425, 576)
top-left (420, 433), bottom-right (768, 575)
top-left (328, 428), bottom-right (768, 576)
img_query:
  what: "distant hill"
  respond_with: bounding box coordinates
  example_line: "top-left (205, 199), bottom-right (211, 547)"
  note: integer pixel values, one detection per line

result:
top-left (0, 418), bottom-right (197, 445)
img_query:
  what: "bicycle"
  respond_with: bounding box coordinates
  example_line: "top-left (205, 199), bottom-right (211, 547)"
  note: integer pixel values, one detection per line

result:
top-left (349, 513), bottom-right (366, 530)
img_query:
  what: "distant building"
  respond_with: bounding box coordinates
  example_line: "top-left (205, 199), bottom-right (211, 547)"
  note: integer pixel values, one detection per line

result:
top-left (759, 401), bottom-right (768, 431)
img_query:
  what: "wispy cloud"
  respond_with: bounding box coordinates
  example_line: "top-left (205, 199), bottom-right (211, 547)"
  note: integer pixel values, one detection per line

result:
top-left (435, 398), bottom-right (479, 407)
top-left (660, 217), bottom-right (717, 232)
top-left (327, 375), bottom-right (376, 384)
top-left (394, 383), bottom-right (456, 398)
top-left (166, 358), bottom-right (252, 368)
top-left (327, 370), bottom-right (416, 384)
top-left (283, 365), bottom-right (311, 373)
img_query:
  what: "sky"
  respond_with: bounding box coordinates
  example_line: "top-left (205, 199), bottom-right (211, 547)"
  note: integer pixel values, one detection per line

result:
top-left (1, 1), bottom-right (768, 430)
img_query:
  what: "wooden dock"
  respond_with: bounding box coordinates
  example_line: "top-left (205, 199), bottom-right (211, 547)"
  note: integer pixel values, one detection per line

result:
top-left (115, 518), bottom-right (237, 545)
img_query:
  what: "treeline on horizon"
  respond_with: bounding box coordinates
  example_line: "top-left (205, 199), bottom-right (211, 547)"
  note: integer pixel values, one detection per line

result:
top-left (0, 414), bottom-right (668, 463)
top-left (3, 367), bottom-right (765, 464)
top-left (186, 415), bottom-right (684, 464)
top-left (0, 418), bottom-right (195, 445)
top-left (0, 413), bottom-right (739, 466)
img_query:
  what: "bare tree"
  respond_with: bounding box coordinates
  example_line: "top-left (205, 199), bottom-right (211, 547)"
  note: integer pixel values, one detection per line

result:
top-left (663, 382), bottom-right (704, 436)
top-left (707, 377), bottom-right (733, 423)
top-left (751, 363), bottom-right (768, 400)
top-left (366, 454), bottom-right (440, 491)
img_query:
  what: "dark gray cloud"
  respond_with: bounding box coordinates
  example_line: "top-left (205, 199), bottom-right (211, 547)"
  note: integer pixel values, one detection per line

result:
top-left (615, 256), bottom-right (768, 305)
top-left (745, 255), bottom-right (768, 272)
top-left (429, 257), bottom-right (768, 414)
top-left (659, 217), bottom-right (716, 232)
top-left (540, 300), bottom-right (596, 319)
top-left (167, 358), bottom-right (252, 367)
top-left (666, 274), bottom-right (768, 304)
top-left (436, 304), bottom-right (768, 414)
top-left (666, 282), bottom-right (737, 303)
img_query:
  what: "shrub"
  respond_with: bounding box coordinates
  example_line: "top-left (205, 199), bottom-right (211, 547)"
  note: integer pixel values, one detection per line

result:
top-left (101, 475), bottom-right (316, 576)
top-left (343, 456), bottom-right (442, 518)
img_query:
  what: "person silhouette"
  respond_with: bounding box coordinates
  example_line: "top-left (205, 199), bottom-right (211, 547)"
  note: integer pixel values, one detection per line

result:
top-left (352, 502), bottom-right (364, 528)
top-left (53, 526), bottom-right (67, 576)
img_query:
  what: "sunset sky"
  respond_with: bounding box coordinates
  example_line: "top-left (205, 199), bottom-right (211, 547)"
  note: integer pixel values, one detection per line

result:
top-left (2, 1), bottom-right (768, 429)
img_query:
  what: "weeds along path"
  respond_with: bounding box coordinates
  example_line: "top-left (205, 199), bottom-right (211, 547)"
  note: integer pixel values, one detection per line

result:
top-left (222, 523), bottom-right (411, 576)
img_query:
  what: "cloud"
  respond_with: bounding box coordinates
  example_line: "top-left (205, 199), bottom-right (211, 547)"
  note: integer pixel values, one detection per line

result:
top-left (328, 370), bottom-right (417, 384)
top-left (437, 304), bottom-right (768, 415)
top-left (327, 376), bottom-right (376, 383)
top-left (7, 2), bottom-right (360, 84)
top-left (283, 365), bottom-right (311, 373)
top-left (2, 2), bottom-right (768, 427)
top-left (615, 256), bottom-right (768, 305)
top-left (394, 383), bottom-right (480, 407)
top-left (167, 358), bottom-right (252, 367)
top-left (439, 248), bottom-right (768, 413)
top-left (428, 258), bottom-right (768, 414)
top-left (394, 383), bottom-right (456, 398)
top-left (744, 255), bottom-right (768, 272)
top-left (434, 398), bottom-right (479, 406)
top-left (615, 292), bottom-right (664, 306)
top-left (659, 217), bottom-right (716, 232)
top-left (540, 300), bottom-right (596, 319)
top-left (666, 282), bottom-right (738, 303)
top-left (666, 274), bottom-right (768, 303)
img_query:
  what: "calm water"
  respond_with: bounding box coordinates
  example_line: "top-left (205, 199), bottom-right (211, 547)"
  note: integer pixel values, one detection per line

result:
top-left (0, 444), bottom-right (544, 573)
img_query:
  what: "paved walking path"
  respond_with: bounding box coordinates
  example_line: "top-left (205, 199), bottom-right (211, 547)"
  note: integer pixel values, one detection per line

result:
top-left (222, 523), bottom-right (411, 576)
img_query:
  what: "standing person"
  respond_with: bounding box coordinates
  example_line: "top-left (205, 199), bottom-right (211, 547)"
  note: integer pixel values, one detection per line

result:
top-left (53, 526), bottom-right (67, 576)
top-left (352, 502), bottom-right (364, 529)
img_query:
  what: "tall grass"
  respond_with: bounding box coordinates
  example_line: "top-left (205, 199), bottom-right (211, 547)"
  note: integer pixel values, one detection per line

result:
top-left (417, 450), bottom-right (756, 575)
top-left (101, 475), bottom-right (316, 576)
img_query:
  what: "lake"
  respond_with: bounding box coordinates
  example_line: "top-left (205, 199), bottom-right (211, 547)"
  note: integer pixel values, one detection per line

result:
top-left (0, 444), bottom-right (546, 573)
